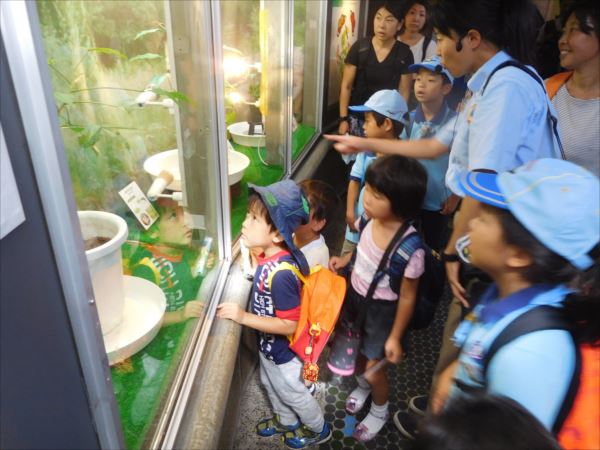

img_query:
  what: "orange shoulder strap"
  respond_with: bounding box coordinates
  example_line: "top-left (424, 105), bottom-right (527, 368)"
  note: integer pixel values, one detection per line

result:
top-left (558, 344), bottom-right (600, 450)
top-left (545, 71), bottom-right (573, 100)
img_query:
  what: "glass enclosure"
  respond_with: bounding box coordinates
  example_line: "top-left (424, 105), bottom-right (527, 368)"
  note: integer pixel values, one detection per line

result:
top-left (35, 0), bottom-right (326, 448)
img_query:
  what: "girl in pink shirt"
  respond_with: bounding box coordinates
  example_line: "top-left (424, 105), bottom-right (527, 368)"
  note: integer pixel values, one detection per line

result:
top-left (329, 155), bottom-right (427, 442)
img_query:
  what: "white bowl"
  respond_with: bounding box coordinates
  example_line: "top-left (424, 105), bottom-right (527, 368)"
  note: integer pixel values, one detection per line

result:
top-left (103, 275), bottom-right (166, 365)
top-left (227, 121), bottom-right (266, 147)
top-left (143, 147), bottom-right (250, 188)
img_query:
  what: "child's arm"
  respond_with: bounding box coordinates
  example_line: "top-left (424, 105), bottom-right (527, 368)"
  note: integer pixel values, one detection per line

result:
top-left (163, 300), bottom-right (205, 325)
top-left (217, 303), bottom-right (297, 336)
top-left (346, 180), bottom-right (360, 231)
top-left (329, 250), bottom-right (353, 272)
top-left (324, 134), bottom-right (448, 158)
top-left (384, 276), bottom-right (419, 364)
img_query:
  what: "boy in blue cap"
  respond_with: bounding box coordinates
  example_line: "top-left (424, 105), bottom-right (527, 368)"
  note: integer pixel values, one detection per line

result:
top-left (341, 89), bottom-right (409, 257)
top-left (217, 180), bottom-right (331, 449)
top-left (430, 159), bottom-right (599, 434)
top-left (403, 55), bottom-right (458, 251)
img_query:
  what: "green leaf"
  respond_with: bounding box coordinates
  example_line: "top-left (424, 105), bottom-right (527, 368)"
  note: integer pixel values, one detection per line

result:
top-left (54, 91), bottom-right (76, 104)
top-left (134, 28), bottom-right (162, 40)
top-left (153, 88), bottom-right (191, 104)
top-left (89, 47), bottom-right (128, 59)
top-left (78, 125), bottom-right (103, 149)
top-left (149, 73), bottom-right (168, 87)
top-left (129, 53), bottom-right (162, 62)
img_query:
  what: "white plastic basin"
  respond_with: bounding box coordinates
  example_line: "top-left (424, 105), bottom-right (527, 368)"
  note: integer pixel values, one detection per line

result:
top-left (227, 121), bottom-right (266, 147)
top-left (143, 146), bottom-right (250, 188)
top-left (78, 211), bottom-right (128, 336)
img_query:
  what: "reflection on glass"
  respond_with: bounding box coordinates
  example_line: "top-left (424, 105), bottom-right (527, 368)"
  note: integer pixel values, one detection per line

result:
top-left (292, 0), bottom-right (318, 161)
top-left (37, 2), bottom-right (219, 448)
top-left (221, 1), bottom-right (285, 238)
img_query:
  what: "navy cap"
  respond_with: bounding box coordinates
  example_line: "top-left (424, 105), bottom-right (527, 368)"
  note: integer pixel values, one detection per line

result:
top-left (248, 180), bottom-right (310, 275)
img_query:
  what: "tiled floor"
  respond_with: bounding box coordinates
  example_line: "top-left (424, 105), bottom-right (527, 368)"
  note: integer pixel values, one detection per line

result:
top-left (232, 284), bottom-right (451, 450)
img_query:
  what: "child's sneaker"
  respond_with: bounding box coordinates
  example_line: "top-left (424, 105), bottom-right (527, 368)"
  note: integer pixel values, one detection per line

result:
top-left (352, 407), bottom-right (389, 442)
top-left (345, 385), bottom-right (371, 414)
top-left (256, 415), bottom-right (300, 437)
top-left (408, 394), bottom-right (429, 416)
top-left (282, 423), bottom-right (332, 449)
top-left (393, 411), bottom-right (420, 439)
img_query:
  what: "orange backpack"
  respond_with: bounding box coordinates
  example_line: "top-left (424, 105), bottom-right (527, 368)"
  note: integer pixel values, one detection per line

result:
top-left (545, 71), bottom-right (573, 100)
top-left (483, 305), bottom-right (600, 449)
top-left (268, 263), bottom-right (346, 382)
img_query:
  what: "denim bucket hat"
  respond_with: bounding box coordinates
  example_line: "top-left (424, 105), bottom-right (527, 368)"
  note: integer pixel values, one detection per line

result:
top-left (248, 180), bottom-right (310, 275)
top-left (349, 89), bottom-right (409, 125)
top-left (408, 55), bottom-right (454, 84)
top-left (460, 159), bottom-right (600, 270)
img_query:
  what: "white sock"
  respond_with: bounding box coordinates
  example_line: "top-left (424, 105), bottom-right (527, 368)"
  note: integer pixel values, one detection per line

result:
top-left (359, 401), bottom-right (389, 436)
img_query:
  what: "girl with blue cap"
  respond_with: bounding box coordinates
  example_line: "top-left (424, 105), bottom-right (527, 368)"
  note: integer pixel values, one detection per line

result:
top-left (431, 159), bottom-right (599, 447)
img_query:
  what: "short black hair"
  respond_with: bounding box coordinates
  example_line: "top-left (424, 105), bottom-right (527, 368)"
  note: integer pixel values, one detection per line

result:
top-left (374, 1), bottom-right (403, 22)
top-left (370, 111), bottom-right (406, 137)
top-left (431, 0), bottom-right (543, 66)
top-left (482, 203), bottom-right (579, 285)
top-left (562, 0), bottom-right (599, 44)
top-left (411, 393), bottom-right (562, 450)
top-left (364, 155), bottom-right (427, 219)
top-left (298, 179), bottom-right (338, 227)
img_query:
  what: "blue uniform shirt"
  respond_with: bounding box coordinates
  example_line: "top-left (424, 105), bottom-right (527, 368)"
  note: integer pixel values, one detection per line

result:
top-left (450, 284), bottom-right (576, 430)
top-left (438, 50), bottom-right (562, 196)
top-left (345, 152), bottom-right (377, 243)
top-left (401, 103), bottom-right (457, 211)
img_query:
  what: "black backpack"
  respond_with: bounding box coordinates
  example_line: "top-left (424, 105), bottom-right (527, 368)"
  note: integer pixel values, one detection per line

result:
top-left (354, 214), bottom-right (446, 329)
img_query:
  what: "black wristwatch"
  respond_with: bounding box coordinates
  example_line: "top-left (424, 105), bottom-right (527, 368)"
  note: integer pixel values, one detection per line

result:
top-left (339, 116), bottom-right (349, 123)
top-left (441, 252), bottom-right (460, 262)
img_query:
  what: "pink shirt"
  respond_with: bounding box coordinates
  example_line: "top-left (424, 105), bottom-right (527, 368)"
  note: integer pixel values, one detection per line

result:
top-left (351, 221), bottom-right (425, 301)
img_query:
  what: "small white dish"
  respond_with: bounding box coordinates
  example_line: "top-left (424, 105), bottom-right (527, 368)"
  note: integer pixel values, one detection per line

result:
top-left (103, 275), bottom-right (166, 365)
top-left (228, 121), bottom-right (266, 147)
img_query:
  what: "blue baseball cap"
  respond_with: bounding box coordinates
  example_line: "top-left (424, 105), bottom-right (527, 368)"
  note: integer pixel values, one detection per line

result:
top-left (460, 159), bottom-right (600, 270)
top-left (409, 55), bottom-right (454, 84)
top-left (349, 89), bottom-right (409, 125)
top-left (248, 180), bottom-right (310, 275)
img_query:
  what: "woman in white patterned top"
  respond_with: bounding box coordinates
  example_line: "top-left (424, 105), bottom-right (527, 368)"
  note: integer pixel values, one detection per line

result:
top-left (546, 1), bottom-right (599, 177)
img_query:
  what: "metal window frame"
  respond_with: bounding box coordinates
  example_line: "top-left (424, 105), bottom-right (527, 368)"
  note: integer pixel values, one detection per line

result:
top-left (1, 1), bottom-right (123, 447)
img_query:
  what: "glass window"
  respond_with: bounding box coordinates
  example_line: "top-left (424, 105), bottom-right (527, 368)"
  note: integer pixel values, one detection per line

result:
top-left (220, 0), bottom-right (290, 238)
top-left (36, 2), bottom-right (221, 448)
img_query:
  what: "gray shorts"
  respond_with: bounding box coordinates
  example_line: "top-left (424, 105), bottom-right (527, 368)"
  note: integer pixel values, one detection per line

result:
top-left (341, 239), bottom-right (358, 257)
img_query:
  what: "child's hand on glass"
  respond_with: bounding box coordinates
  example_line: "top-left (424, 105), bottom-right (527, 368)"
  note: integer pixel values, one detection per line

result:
top-left (384, 337), bottom-right (403, 364)
top-left (216, 302), bottom-right (245, 324)
top-left (182, 301), bottom-right (204, 320)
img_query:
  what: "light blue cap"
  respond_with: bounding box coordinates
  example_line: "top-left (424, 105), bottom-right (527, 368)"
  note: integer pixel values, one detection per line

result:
top-left (460, 159), bottom-right (600, 270)
top-left (408, 55), bottom-right (454, 84)
top-left (349, 89), bottom-right (409, 125)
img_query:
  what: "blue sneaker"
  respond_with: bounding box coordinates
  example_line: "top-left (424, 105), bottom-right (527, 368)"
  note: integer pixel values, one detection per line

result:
top-left (283, 423), bottom-right (332, 449)
top-left (256, 415), bottom-right (300, 437)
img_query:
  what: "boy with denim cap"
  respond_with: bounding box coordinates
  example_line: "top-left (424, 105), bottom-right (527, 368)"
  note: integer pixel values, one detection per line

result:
top-left (341, 89), bottom-right (409, 257)
top-left (402, 55), bottom-right (458, 251)
top-left (217, 180), bottom-right (331, 449)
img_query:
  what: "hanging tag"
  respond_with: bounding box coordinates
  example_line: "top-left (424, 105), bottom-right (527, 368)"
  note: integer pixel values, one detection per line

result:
top-left (119, 181), bottom-right (159, 230)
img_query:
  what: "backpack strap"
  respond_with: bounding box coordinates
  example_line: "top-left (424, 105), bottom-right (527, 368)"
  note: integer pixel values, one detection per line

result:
top-left (480, 60), bottom-right (566, 160)
top-left (266, 261), bottom-right (306, 290)
top-left (545, 71), bottom-right (573, 100)
top-left (483, 305), bottom-right (582, 435)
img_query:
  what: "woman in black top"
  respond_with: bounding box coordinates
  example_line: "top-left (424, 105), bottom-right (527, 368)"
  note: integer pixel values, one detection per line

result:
top-left (338, 3), bottom-right (413, 136)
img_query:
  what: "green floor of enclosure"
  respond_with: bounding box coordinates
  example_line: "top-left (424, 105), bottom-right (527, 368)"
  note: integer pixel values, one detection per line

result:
top-left (230, 124), bottom-right (316, 238)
